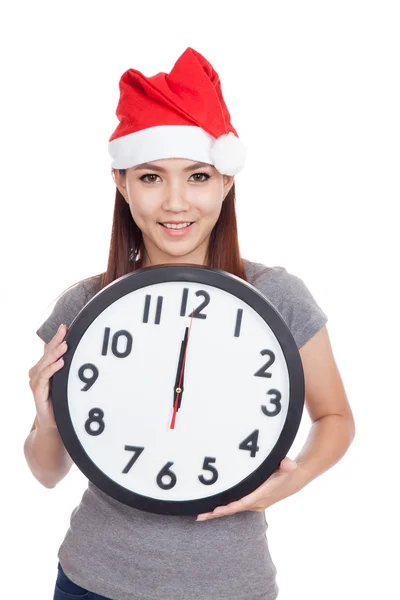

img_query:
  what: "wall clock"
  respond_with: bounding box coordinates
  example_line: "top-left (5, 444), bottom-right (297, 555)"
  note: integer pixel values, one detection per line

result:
top-left (51, 264), bottom-right (305, 515)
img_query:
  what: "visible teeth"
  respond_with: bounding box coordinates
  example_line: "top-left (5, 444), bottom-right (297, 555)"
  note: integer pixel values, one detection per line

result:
top-left (162, 222), bottom-right (192, 229)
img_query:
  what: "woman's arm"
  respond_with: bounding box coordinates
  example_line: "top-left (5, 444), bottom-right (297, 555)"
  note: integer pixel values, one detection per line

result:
top-left (24, 342), bottom-right (73, 488)
top-left (24, 421), bottom-right (74, 488)
top-left (293, 325), bottom-right (356, 489)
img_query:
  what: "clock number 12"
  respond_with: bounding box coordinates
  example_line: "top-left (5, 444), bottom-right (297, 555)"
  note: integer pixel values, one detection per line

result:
top-left (180, 288), bottom-right (210, 319)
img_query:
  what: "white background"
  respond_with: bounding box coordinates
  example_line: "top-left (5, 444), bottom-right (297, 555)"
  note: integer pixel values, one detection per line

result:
top-left (1, 1), bottom-right (399, 598)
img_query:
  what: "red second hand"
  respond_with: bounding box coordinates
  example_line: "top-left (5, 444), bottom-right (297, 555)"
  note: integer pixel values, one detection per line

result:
top-left (170, 309), bottom-right (195, 429)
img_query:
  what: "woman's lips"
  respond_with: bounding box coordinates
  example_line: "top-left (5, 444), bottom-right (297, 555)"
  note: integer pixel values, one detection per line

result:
top-left (159, 223), bottom-right (194, 237)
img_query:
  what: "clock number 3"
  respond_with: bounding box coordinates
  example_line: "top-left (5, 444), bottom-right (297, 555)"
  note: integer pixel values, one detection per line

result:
top-left (261, 389), bottom-right (282, 417)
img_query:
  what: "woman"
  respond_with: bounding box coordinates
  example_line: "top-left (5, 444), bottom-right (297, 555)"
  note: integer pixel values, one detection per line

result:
top-left (24, 47), bottom-right (355, 600)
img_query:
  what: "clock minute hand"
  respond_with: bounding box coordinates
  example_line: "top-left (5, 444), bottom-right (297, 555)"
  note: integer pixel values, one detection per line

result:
top-left (169, 310), bottom-right (195, 430)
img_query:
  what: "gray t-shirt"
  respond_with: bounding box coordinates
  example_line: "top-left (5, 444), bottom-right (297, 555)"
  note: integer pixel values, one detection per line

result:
top-left (36, 259), bottom-right (328, 600)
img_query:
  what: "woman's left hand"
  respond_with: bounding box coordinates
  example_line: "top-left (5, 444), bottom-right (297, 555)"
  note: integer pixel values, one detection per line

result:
top-left (196, 457), bottom-right (300, 521)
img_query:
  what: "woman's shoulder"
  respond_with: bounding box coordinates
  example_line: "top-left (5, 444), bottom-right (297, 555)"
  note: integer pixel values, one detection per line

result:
top-left (243, 257), bottom-right (322, 305)
top-left (243, 258), bottom-right (290, 285)
top-left (49, 273), bottom-right (103, 313)
top-left (35, 274), bottom-right (103, 344)
top-left (243, 258), bottom-right (328, 349)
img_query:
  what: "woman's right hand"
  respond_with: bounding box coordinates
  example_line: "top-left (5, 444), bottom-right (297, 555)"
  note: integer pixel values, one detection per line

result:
top-left (29, 324), bottom-right (69, 430)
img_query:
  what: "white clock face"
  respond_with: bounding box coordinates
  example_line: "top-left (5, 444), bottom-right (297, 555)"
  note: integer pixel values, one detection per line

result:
top-left (53, 266), bottom-right (304, 514)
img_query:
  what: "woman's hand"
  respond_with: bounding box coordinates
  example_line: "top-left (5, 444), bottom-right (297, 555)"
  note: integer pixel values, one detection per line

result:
top-left (28, 324), bottom-right (68, 430)
top-left (196, 457), bottom-right (300, 521)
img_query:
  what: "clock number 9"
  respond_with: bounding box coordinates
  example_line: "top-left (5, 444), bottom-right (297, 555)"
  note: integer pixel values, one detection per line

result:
top-left (78, 363), bottom-right (99, 391)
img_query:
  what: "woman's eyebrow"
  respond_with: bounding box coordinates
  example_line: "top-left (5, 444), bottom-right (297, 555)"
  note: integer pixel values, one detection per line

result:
top-left (132, 161), bottom-right (212, 173)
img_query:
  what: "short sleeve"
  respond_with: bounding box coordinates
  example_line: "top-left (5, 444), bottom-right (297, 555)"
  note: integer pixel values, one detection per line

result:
top-left (250, 265), bottom-right (328, 350)
top-left (278, 269), bottom-right (328, 349)
top-left (36, 278), bottom-right (100, 344)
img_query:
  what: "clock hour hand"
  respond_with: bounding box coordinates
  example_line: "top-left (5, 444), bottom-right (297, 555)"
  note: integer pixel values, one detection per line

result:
top-left (173, 327), bottom-right (188, 411)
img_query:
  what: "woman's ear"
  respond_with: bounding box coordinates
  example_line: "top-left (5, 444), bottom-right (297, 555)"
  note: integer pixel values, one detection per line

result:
top-left (112, 168), bottom-right (128, 202)
top-left (223, 175), bottom-right (235, 200)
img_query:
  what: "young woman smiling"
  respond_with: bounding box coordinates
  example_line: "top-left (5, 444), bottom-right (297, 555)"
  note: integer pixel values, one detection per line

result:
top-left (25, 47), bottom-right (355, 600)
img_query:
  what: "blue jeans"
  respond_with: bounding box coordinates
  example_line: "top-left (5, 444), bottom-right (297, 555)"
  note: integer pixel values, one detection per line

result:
top-left (53, 561), bottom-right (112, 600)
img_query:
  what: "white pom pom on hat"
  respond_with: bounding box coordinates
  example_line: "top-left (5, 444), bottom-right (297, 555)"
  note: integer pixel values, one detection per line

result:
top-left (209, 132), bottom-right (247, 176)
top-left (108, 47), bottom-right (246, 176)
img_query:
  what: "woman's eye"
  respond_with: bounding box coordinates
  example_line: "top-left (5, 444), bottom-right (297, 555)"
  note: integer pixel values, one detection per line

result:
top-left (191, 172), bottom-right (210, 182)
top-left (140, 174), bottom-right (159, 183)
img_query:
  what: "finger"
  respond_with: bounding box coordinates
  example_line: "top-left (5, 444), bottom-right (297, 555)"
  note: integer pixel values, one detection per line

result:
top-left (41, 336), bottom-right (68, 371)
top-left (32, 357), bottom-right (65, 392)
top-left (197, 504), bottom-right (231, 520)
top-left (198, 497), bottom-right (253, 519)
top-left (196, 513), bottom-right (213, 521)
top-left (279, 457), bottom-right (298, 471)
top-left (213, 497), bottom-right (250, 515)
top-left (45, 324), bottom-right (68, 355)
top-left (33, 325), bottom-right (67, 376)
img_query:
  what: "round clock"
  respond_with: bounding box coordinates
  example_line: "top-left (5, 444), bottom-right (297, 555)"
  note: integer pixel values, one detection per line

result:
top-left (51, 264), bottom-right (305, 516)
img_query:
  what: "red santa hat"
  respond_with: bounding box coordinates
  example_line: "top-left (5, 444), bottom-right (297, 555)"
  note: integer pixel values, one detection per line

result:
top-left (108, 47), bottom-right (246, 176)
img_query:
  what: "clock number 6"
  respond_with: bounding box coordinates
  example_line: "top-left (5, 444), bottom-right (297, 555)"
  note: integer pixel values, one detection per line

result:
top-left (156, 462), bottom-right (177, 490)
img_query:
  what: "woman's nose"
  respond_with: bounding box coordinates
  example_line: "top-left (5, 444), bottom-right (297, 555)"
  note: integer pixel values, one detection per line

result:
top-left (162, 184), bottom-right (190, 211)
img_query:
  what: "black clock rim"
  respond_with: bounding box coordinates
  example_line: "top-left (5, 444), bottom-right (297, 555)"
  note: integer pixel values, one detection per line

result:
top-left (51, 264), bottom-right (305, 516)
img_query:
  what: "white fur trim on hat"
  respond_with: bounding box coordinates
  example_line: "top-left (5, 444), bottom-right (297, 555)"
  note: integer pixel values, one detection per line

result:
top-left (109, 125), bottom-right (246, 175)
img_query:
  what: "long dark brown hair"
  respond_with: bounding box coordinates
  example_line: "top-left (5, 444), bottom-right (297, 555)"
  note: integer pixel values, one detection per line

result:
top-left (85, 169), bottom-right (248, 292)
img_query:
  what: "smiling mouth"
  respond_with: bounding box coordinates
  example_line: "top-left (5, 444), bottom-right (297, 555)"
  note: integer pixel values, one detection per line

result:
top-left (159, 222), bottom-right (195, 230)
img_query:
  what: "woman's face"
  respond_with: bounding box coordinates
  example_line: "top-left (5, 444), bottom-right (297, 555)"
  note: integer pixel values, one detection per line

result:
top-left (113, 158), bottom-right (234, 267)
